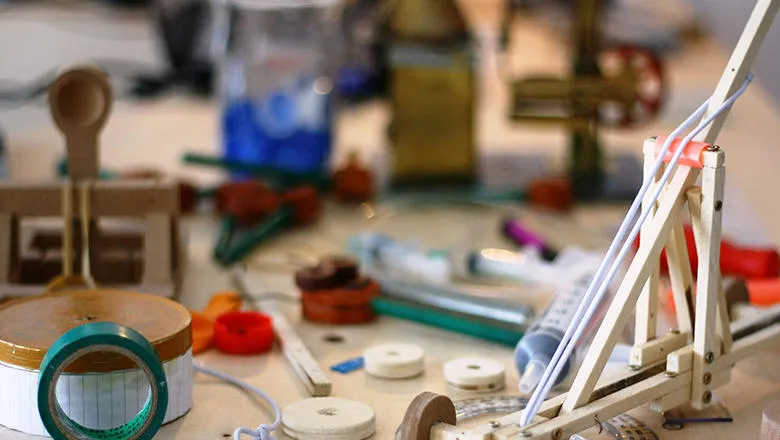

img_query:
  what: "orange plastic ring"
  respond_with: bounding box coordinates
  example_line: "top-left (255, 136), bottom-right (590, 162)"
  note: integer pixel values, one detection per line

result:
top-left (190, 310), bottom-right (214, 355)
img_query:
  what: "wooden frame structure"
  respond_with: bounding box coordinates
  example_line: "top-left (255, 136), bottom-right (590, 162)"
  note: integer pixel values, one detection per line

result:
top-left (0, 66), bottom-right (183, 299)
top-left (398, 1), bottom-right (780, 438)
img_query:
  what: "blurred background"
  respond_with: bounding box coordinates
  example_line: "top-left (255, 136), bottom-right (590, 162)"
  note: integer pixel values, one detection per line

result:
top-left (0, 0), bottom-right (779, 245)
top-left (1, 3), bottom-right (780, 436)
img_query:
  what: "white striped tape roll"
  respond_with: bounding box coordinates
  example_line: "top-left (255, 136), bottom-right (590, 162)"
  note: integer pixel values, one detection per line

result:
top-left (0, 290), bottom-right (195, 437)
top-left (0, 350), bottom-right (193, 436)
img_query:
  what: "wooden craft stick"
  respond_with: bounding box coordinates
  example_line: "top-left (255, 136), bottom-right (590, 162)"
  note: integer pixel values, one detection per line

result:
top-left (232, 269), bottom-right (332, 397)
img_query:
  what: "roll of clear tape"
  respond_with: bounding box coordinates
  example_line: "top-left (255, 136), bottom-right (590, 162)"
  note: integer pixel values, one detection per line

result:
top-left (0, 351), bottom-right (193, 436)
top-left (0, 290), bottom-right (194, 437)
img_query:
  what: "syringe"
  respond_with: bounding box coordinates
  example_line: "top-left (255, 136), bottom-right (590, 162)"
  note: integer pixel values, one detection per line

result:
top-left (348, 232), bottom-right (451, 283)
top-left (514, 255), bottom-right (603, 395)
top-left (451, 246), bottom-right (600, 286)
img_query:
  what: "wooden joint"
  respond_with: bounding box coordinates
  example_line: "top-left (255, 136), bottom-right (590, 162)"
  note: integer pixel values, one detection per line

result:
top-left (666, 346), bottom-right (693, 375)
top-left (630, 331), bottom-right (689, 368)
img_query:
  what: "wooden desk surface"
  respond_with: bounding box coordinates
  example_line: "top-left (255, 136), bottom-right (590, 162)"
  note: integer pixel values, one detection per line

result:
top-left (2, 3), bottom-right (780, 439)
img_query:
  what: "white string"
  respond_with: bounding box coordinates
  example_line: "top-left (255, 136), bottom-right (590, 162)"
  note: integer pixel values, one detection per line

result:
top-left (516, 99), bottom-right (708, 418)
top-left (520, 73), bottom-right (754, 427)
top-left (193, 361), bottom-right (282, 440)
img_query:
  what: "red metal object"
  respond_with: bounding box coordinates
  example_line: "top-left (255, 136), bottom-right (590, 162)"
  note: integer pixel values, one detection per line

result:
top-left (600, 46), bottom-right (666, 128)
top-left (281, 185), bottom-right (321, 224)
top-left (527, 177), bottom-right (573, 212)
top-left (635, 224), bottom-right (780, 279)
top-left (333, 152), bottom-right (375, 203)
top-left (215, 180), bottom-right (280, 225)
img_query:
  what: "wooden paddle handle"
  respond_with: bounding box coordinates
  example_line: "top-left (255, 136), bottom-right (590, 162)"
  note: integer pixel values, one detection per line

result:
top-left (48, 66), bottom-right (112, 181)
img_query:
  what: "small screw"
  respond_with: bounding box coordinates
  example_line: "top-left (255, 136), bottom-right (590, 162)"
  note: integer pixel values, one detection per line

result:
top-left (715, 201), bottom-right (723, 211)
top-left (703, 372), bottom-right (712, 385)
top-left (649, 136), bottom-right (658, 141)
top-left (628, 364), bottom-right (641, 371)
top-left (521, 430), bottom-right (532, 437)
top-left (707, 145), bottom-right (721, 151)
top-left (705, 352), bottom-right (715, 363)
top-left (702, 390), bottom-right (713, 404)
top-left (489, 421), bottom-right (500, 429)
top-left (552, 428), bottom-right (564, 440)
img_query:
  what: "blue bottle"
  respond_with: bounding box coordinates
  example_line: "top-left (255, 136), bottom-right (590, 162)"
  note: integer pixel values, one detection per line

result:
top-left (221, 61), bottom-right (332, 180)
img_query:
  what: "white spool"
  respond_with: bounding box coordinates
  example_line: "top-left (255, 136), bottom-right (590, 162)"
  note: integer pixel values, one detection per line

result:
top-left (282, 397), bottom-right (376, 440)
top-left (364, 343), bottom-right (425, 379)
top-left (444, 357), bottom-right (506, 392)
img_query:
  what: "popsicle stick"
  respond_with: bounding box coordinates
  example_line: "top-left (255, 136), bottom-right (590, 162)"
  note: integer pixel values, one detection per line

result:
top-left (635, 146), bottom-right (663, 344)
top-left (232, 269), bottom-right (332, 397)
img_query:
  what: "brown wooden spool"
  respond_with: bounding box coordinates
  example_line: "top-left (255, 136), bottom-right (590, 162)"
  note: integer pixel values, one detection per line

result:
top-left (396, 392), bottom-right (456, 440)
top-left (0, 289), bottom-right (191, 373)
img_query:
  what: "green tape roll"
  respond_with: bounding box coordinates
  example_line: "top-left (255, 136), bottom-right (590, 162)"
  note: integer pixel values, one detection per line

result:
top-left (37, 322), bottom-right (169, 440)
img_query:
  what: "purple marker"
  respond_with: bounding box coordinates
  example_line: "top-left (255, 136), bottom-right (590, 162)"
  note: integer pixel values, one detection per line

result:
top-left (502, 218), bottom-right (558, 261)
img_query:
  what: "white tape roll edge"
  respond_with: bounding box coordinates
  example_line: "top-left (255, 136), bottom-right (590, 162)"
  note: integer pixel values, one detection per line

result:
top-left (0, 349), bottom-right (194, 437)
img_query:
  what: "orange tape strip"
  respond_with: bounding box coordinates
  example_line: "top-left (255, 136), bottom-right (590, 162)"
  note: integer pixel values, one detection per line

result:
top-left (654, 136), bottom-right (711, 168)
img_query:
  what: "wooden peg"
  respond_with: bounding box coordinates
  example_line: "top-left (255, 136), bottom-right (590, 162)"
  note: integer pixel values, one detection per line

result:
top-left (396, 392), bottom-right (456, 440)
top-left (48, 66), bottom-right (113, 181)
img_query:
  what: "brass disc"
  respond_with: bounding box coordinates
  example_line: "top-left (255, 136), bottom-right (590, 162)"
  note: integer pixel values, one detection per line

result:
top-left (0, 290), bottom-right (191, 373)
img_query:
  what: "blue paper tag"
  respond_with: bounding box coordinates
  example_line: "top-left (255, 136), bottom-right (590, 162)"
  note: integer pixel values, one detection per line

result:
top-left (330, 357), bottom-right (365, 374)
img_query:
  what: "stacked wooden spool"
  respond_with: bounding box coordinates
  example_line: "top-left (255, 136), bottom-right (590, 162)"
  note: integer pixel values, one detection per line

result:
top-left (295, 256), bottom-right (379, 324)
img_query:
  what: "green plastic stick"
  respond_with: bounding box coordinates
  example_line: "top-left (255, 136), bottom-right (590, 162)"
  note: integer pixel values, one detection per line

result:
top-left (182, 153), bottom-right (331, 190)
top-left (213, 206), bottom-right (295, 266)
top-left (372, 297), bottom-right (523, 347)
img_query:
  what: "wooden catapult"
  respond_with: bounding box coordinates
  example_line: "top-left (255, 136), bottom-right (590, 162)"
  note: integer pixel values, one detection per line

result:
top-left (398, 1), bottom-right (780, 438)
top-left (0, 66), bottom-right (183, 299)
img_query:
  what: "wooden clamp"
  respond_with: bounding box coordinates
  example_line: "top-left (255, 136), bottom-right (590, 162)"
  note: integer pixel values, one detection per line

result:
top-left (0, 66), bottom-right (184, 299)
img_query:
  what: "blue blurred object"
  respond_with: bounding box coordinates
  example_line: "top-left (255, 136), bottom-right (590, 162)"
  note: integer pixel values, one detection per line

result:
top-left (330, 357), bottom-right (365, 374)
top-left (335, 66), bottom-right (374, 98)
top-left (216, 0), bottom-right (337, 181)
top-left (221, 75), bottom-right (333, 180)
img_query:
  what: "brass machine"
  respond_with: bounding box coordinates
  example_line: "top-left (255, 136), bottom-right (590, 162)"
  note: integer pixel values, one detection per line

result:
top-left (503, 0), bottom-right (666, 198)
top-left (384, 0), bottom-right (477, 188)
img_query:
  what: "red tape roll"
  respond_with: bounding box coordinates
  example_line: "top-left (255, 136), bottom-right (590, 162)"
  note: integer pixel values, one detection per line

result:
top-left (214, 311), bottom-right (274, 355)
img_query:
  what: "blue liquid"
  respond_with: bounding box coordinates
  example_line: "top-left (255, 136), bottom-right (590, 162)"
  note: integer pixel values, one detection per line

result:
top-left (222, 78), bottom-right (332, 180)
